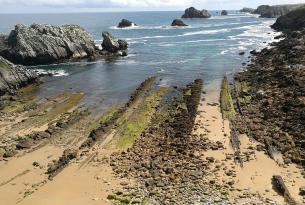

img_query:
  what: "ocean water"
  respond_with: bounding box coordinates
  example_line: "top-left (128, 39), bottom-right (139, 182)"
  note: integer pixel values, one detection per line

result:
top-left (0, 11), bottom-right (280, 109)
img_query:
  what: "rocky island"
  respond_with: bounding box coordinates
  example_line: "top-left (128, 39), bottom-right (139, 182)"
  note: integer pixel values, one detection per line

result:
top-left (239, 7), bottom-right (255, 13)
top-left (221, 10), bottom-right (228, 15)
top-left (181, 7), bottom-right (211, 18)
top-left (171, 19), bottom-right (188, 27)
top-left (117, 19), bottom-right (136, 28)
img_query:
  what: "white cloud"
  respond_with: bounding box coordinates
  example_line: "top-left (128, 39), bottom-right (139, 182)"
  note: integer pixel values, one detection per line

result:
top-left (0, 0), bottom-right (305, 11)
top-left (0, 0), bottom-right (194, 8)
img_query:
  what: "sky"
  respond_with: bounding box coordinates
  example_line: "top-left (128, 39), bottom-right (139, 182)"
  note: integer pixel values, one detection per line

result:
top-left (0, 0), bottom-right (304, 13)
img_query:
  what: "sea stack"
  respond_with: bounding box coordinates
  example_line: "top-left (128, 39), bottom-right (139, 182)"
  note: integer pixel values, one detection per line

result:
top-left (171, 19), bottom-right (188, 27)
top-left (221, 10), bottom-right (228, 15)
top-left (239, 7), bottom-right (255, 13)
top-left (117, 19), bottom-right (136, 28)
top-left (181, 7), bottom-right (211, 18)
top-left (0, 24), bottom-right (97, 66)
top-left (101, 32), bottom-right (128, 56)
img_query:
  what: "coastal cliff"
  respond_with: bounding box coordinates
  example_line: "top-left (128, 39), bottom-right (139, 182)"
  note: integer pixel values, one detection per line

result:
top-left (0, 24), bottom-right (97, 65)
top-left (0, 56), bottom-right (37, 96)
top-left (253, 4), bottom-right (304, 18)
top-left (272, 6), bottom-right (305, 31)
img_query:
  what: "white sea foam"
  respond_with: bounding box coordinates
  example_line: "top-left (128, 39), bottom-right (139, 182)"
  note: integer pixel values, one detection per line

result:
top-left (34, 69), bottom-right (69, 77)
top-left (125, 28), bottom-right (230, 41)
top-left (182, 28), bottom-right (230, 36)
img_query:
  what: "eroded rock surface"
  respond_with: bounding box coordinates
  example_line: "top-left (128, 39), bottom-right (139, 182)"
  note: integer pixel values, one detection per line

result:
top-left (0, 24), bottom-right (97, 65)
top-left (0, 56), bottom-right (37, 96)
top-left (101, 32), bottom-right (128, 55)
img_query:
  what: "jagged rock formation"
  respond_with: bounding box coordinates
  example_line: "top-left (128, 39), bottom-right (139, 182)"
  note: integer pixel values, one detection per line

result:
top-left (181, 7), bottom-right (211, 18)
top-left (0, 24), bottom-right (97, 65)
top-left (117, 19), bottom-right (136, 28)
top-left (272, 6), bottom-right (305, 31)
top-left (101, 32), bottom-right (128, 55)
top-left (0, 56), bottom-right (37, 96)
top-left (253, 4), bottom-right (304, 18)
top-left (239, 7), bottom-right (255, 13)
top-left (221, 10), bottom-right (228, 15)
top-left (171, 19), bottom-right (188, 27)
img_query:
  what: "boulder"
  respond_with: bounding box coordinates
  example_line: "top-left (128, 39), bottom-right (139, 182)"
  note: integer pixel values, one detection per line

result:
top-left (0, 24), bottom-right (97, 65)
top-left (221, 10), bottom-right (228, 15)
top-left (181, 7), bottom-right (211, 18)
top-left (272, 6), bottom-right (305, 31)
top-left (253, 4), bottom-right (304, 18)
top-left (239, 7), bottom-right (255, 13)
top-left (171, 19), bottom-right (188, 27)
top-left (118, 19), bottom-right (135, 28)
top-left (0, 56), bottom-right (38, 96)
top-left (300, 186), bottom-right (305, 196)
top-left (102, 32), bottom-right (128, 53)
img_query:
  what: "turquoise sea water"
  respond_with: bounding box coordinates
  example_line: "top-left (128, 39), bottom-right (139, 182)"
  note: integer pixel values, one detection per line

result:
top-left (0, 11), bottom-right (279, 109)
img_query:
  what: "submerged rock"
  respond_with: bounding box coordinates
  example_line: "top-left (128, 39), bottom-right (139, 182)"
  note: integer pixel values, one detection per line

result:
top-left (221, 10), bottom-right (228, 15)
top-left (253, 4), bottom-right (304, 18)
top-left (117, 19), bottom-right (135, 28)
top-left (0, 56), bottom-right (37, 96)
top-left (102, 32), bottom-right (128, 54)
top-left (181, 7), bottom-right (211, 18)
top-left (0, 24), bottom-right (97, 65)
top-left (272, 6), bottom-right (305, 31)
top-left (171, 19), bottom-right (188, 27)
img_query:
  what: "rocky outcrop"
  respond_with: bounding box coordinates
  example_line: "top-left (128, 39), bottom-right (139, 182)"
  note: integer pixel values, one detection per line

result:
top-left (221, 10), bottom-right (228, 15)
top-left (117, 19), bottom-right (136, 28)
top-left (181, 7), bottom-right (211, 18)
top-left (0, 24), bottom-right (97, 65)
top-left (232, 29), bottom-right (305, 170)
top-left (171, 19), bottom-right (188, 27)
top-left (239, 7), bottom-right (255, 13)
top-left (0, 56), bottom-right (37, 96)
top-left (101, 32), bottom-right (128, 55)
top-left (253, 4), bottom-right (304, 18)
top-left (272, 6), bottom-right (305, 31)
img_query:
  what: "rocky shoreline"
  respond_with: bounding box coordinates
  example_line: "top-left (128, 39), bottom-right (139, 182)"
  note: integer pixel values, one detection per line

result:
top-left (1, 5), bottom-right (305, 205)
top-left (222, 10), bottom-right (305, 203)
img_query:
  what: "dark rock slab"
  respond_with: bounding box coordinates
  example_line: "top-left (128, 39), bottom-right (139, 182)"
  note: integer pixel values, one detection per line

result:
top-left (171, 19), bottom-right (188, 27)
